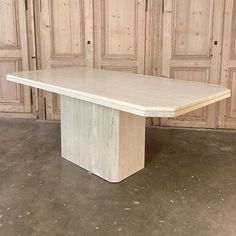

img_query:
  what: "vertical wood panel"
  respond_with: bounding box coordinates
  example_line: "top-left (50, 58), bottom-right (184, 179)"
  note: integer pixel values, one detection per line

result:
top-left (145, 0), bottom-right (163, 126)
top-left (51, 0), bottom-right (84, 56)
top-left (94, 0), bottom-right (148, 124)
top-left (0, 61), bottom-right (20, 102)
top-left (104, 0), bottom-right (136, 57)
top-left (160, 0), bottom-right (224, 128)
top-left (218, 0), bottom-right (236, 129)
top-left (0, 0), bottom-right (32, 117)
top-left (0, 0), bottom-right (18, 48)
top-left (173, 0), bottom-right (212, 57)
top-left (94, 0), bottom-right (146, 74)
top-left (36, 0), bottom-right (93, 120)
top-left (7, 0), bottom-right (234, 128)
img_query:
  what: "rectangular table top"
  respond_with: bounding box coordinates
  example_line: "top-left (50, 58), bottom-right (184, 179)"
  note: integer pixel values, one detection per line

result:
top-left (7, 66), bottom-right (230, 117)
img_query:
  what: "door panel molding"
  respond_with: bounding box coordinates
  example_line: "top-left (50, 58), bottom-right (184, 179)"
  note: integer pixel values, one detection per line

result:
top-left (50, 0), bottom-right (85, 58)
top-left (218, 0), bottom-right (236, 129)
top-left (0, 0), bottom-right (32, 118)
top-left (101, 0), bottom-right (138, 60)
top-left (94, 0), bottom-right (146, 74)
top-left (172, 0), bottom-right (214, 59)
top-left (35, 0), bottom-right (94, 120)
top-left (161, 0), bottom-right (224, 128)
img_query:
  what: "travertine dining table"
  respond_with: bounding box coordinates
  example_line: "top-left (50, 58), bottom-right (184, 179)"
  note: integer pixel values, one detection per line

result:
top-left (7, 67), bottom-right (231, 182)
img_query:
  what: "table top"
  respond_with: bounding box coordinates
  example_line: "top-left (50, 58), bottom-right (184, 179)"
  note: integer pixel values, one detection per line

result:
top-left (7, 66), bottom-right (230, 117)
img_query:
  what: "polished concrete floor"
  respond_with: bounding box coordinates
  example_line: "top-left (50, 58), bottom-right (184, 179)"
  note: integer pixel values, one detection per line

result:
top-left (0, 118), bottom-right (235, 236)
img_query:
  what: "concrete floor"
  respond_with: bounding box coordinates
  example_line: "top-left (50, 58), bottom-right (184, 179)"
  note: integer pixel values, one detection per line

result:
top-left (0, 119), bottom-right (235, 236)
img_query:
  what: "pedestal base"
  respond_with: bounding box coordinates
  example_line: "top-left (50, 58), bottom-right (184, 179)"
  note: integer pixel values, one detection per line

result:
top-left (60, 96), bottom-right (145, 182)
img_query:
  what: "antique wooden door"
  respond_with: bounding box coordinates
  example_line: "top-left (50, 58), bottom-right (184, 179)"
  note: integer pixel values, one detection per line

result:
top-left (160, 0), bottom-right (224, 128)
top-left (0, 0), bottom-right (31, 118)
top-left (218, 0), bottom-right (236, 129)
top-left (35, 0), bottom-right (93, 120)
top-left (94, 0), bottom-right (146, 74)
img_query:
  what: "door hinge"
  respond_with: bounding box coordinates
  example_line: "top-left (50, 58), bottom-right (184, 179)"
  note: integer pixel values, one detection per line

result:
top-left (145, 0), bottom-right (148, 12)
top-left (25, 0), bottom-right (28, 11)
top-left (162, 0), bottom-right (165, 14)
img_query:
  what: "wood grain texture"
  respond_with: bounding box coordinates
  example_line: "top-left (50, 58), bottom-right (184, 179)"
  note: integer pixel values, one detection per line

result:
top-left (35, 0), bottom-right (94, 120)
top-left (7, 66), bottom-right (230, 117)
top-left (94, 0), bottom-right (146, 74)
top-left (160, 0), bottom-right (225, 128)
top-left (218, 0), bottom-right (236, 129)
top-left (0, 0), bottom-right (32, 117)
top-left (61, 95), bottom-right (145, 182)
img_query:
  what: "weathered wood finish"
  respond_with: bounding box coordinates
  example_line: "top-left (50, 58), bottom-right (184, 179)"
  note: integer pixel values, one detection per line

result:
top-left (145, 0), bottom-right (163, 126)
top-left (94, 0), bottom-right (146, 74)
top-left (1, 0), bottom-right (236, 129)
top-left (36, 0), bottom-right (93, 120)
top-left (218, 0), bottom-right (236, 129)
top-left (160, 0), bottom-right (225, 128)
top-left (94, 0), bottom-right (150, 123)
top-left (61, 95), bottom-right (145, 182)
top-left (36, 0), bottom-right (147, 120)
top-left (0, 0), bottom-right (32, 118)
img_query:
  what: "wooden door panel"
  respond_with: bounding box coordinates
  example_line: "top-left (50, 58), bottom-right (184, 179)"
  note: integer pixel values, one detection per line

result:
top-left (0, 61), bottom-right (21, 103)
top-left (227, 70), bottom-right (236, 119)
top-left (231, 3), bottom-right (236, 60)
top-left (0, 0), bottom-right (31, 117)
top-left (219, 68), bottom-right (236, 128)
top-left (95, 0), bottom-right (146, 74)
top-left (218, 0), bottom-right (236, 128)
top-left (40, 0), bottom-right (89, 66)
top-left (37, 0), bottom-right (93, 120)
top-left (173, 0), bottom-right (213, 57)
top-left (38, 0), bottom-right (145, 120)
top-left (103, 0), bottom-right (136, 58)
top-left (0, 0), bottom-right (19, 48)
top-left (94, 0), bottom-right (148, 123)
top-left (51, 0), bottom-right (84, 56)
top-left (161, 0), bottom-right (224, 128)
